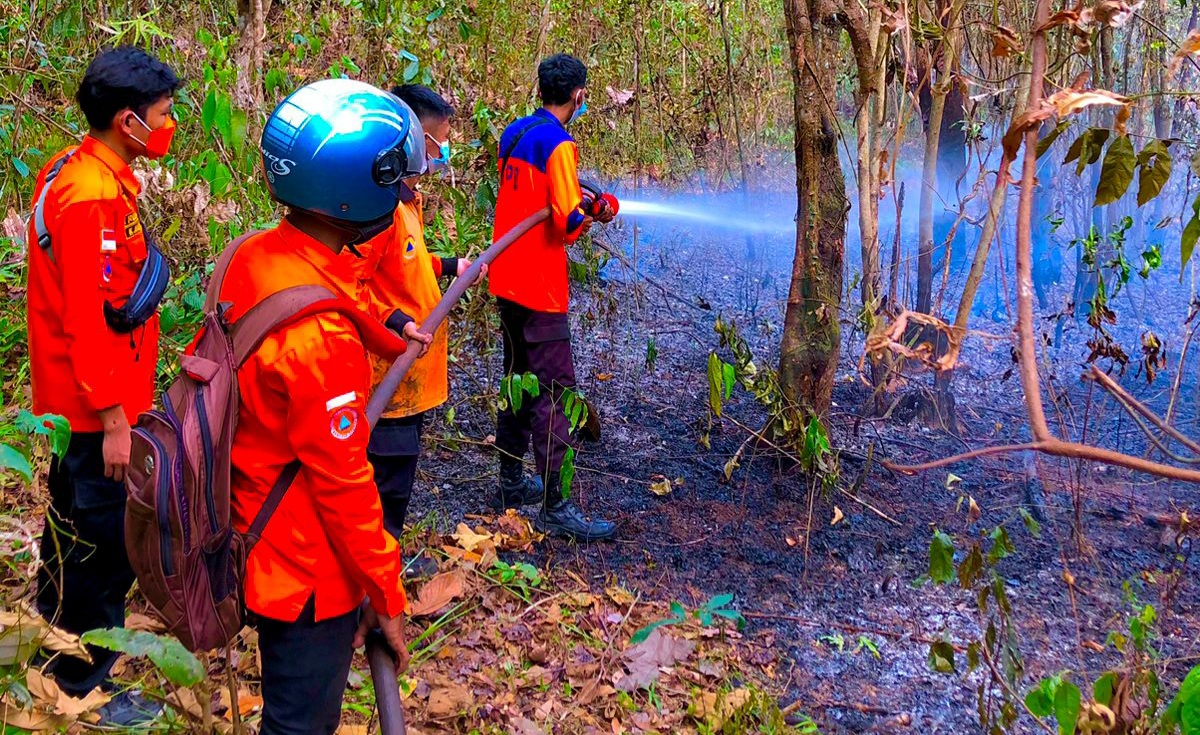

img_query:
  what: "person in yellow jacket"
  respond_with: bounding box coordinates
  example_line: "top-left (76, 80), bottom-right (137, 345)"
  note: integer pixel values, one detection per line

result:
top-left (348, 84), bottom-right (480, 574)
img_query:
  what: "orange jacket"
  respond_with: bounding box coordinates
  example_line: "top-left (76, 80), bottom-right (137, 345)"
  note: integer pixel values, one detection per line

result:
top-left (488, 110), bottom-right (587, 314)
top-left (26, 136), bottom-right (159, 432)
top-left (349, 186), bottom-right (450, 419)
top-left (217, 219), bottom-right (407, 623)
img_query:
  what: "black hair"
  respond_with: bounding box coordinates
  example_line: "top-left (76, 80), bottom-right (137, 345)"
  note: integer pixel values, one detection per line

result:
top-left (390, 84), bottom-right (455, 123)
top-left (75, 46), bottom-right (180, 131)
top-left (537, 54), bottom-right (587, 106)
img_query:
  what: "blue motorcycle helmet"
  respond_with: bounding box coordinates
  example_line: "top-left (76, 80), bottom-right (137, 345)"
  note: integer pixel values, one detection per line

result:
top-left (260, 79), bottom-right (420, 241)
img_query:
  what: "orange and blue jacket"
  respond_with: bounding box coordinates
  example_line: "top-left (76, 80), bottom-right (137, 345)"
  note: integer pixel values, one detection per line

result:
top-left (26, 136), bottom-right (159, 432)
top-left (488, 109), bottom-right (587, 314)
top-left (216, 219), bottom-right (407, 623)
top-left (349, 185), bottom-right (455, 419)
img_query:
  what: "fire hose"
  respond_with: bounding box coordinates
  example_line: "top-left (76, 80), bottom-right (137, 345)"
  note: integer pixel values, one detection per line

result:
top-left (362, 182), bottom-right (619, 733)
top-left (360, 205), bottom-right (551, 735)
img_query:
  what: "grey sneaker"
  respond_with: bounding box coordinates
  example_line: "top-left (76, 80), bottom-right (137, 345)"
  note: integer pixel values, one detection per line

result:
top-left (89, 690), bottom-right (163, 729)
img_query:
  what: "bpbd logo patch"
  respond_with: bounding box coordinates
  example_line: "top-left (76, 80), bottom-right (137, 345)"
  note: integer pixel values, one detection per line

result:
top-left (330, 407), bottom-right (358, 440)
top-left (403, 235), bottom-right (417, 260)
top-left (124, 213), bottom-right (142, 239)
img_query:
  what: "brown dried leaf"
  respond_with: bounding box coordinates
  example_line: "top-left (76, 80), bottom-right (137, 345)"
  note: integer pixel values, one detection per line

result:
top-left (830, 506), bottom-right (844, 526)
top-left (616, 629), bottom-right (696, 692)
top-left (605, 86), bottom-right (634, 106)
top-left (0, 607), bottom-right (91, 666)
top-left (1169, 31), bottom-right (1200, 75)
top-left (605, 586), bottom-right (636, 606)
top-left (452, 523), bottom-right (493, 552)
top-left (426, 684), bottom-right (473, 719)
top-left (690, 688), bottom-right (752, 730)
top-left (1092, 0), bottom-right (1142, 28)
top-left (648, 475), bottom-right (674, 496)
top-left (408, 571), bottom-right (466, 617)
top-left (1046, 88), bottom-right (1131, 118)
top-left (0, 700), bottom-right (64, 731)
top-left (1036, 0), bottom-right (1084, 30)
top-left (873, 2), bottom-right (906, 34)
top-left (990, 26), bottom-right (1023, 58)
top-left (511, 716), bottom-right (548, 735)
top-left (125, 613), bottom-right (167, 633)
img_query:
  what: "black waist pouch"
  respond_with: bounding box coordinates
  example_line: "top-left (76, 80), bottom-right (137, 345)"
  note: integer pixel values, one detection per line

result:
top-left (104, 239), bottom-right (170, 334)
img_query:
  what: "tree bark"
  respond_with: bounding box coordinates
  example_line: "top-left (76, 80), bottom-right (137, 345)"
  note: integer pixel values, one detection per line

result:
top-left (780, 0), bottom-right (848, 417)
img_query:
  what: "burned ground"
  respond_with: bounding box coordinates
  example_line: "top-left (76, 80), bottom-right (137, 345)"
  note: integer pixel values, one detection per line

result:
top-left (408, 211), bottom-right (1200, 734)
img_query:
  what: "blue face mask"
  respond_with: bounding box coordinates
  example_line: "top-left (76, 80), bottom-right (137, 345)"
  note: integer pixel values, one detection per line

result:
top-left (568, 99), bottom-right (588, 126)
top-left (426, 134), bottom-right (451, 171)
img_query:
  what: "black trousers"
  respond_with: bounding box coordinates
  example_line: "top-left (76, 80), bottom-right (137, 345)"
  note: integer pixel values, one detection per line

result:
top-left (36, 431), bottom-right (135, 696)
top-left (256, 598), bottom-right (359, 735)
top-left (495, 298), bottom-right (578, 481)
top-left (367, 412), bottom-right (425, 540)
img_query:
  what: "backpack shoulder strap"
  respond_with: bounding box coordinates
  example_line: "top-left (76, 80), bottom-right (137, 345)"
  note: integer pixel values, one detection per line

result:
top-left (499, 116), bottom-right (552, 176)
top-left (32, 148), bottom-right (79, 263)
top-left (205, 230), bottom-right (265, 312)
top-left (231, 287), bottom-right (407, 550)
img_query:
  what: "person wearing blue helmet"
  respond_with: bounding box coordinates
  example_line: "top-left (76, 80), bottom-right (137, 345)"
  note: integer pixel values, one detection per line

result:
top-left (214, 78), bottom-right (430, 734)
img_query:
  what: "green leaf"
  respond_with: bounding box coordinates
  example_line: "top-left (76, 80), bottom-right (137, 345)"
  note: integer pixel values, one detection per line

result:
top-left (1019, 508), bottom-right (1042, 538)
top-left (1025, 687), bottom-right (1053, 718)
top-left (201, 89), bottom-right (217, 131)
top-left (81, 628), bottom-right (203, 687)
top-left (559, 447), bottom-right (575, 500)
top-left (705, 593), bottom-right (734, 610)
top-left (928, 640), bottom-right (956, 674)
top-left (12, 158), bottom-right (29, 178)
top-left (522, 372), bottom-right (540, 398)
top-left (1053, 680), bottom-right (1081, 735)
top-left (1093, 672), bottom-right (1117, 706)
top-left (1037, 121), bottom-right (1069, 159)
top-left (706, 353), bottom-right (723, 417)
top-left (1094, 135), bottom-right (1135, 206)
top-left (721, 362), bottom-right (736, 400)
top-left (988, 526), bottom-right (1015, 563)
top-left (629, 618), bottom-right (677, 645)
top-left (426, 6), bottom-right (444, 21)
top-left (1183, 196), bottom-right (1200, 270)
top-left (230, 108), bottom-right (248, 154)
top-left (404, 58), bottom-right (420, 83)
top-left (15, 412), bottom-right (70, 458)
top-left (1136, 139), bottom-right (1173, 207)
top-left (958, 544), bottom-right (984, 590)
top-left (929, 530), bottom-right (955, 585)
top-left (1065, 128), bottom-right (1108, 174)
top-left (0, 444), bottom-right (33, 483)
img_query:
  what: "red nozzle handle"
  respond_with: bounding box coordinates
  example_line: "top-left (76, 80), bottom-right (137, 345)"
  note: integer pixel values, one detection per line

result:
top-left (599, 193), bottom-right (619, 216)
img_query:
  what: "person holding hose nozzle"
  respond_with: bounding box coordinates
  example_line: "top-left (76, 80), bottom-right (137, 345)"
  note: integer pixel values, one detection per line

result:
top-left (217, 80), bottom-right (418, 734)
top-left (347, 84), bottom-right (480, 576)
top-left (489, 53), bottom-right (617, 541)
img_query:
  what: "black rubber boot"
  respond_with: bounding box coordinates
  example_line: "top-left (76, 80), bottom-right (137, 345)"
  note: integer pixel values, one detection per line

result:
top-left (491, 459), bottom-right (544, 511)
top-left (535, 473), bottom-right (616, 542)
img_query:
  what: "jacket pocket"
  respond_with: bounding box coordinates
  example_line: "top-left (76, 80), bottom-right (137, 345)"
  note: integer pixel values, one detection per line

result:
top-left (523, 311), bottom-right (570, 344)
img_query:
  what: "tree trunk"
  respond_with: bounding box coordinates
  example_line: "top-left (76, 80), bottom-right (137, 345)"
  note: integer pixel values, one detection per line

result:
top-left (780, 0), bottom-right (848, 417)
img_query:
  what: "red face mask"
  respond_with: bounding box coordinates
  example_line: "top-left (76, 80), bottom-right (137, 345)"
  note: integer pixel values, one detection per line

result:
top-left (127, 113), bottom-right (175, 159)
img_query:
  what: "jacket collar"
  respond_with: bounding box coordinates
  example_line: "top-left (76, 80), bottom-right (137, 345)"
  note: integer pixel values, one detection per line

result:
top-left (78, 135), bottom-right (141, 198)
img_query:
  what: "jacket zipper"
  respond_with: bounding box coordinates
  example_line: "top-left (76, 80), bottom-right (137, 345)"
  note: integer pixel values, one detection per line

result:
top-left (194, 386), bottom-right (219, 535)
top-left (135, 427), bottom-right (175, 576)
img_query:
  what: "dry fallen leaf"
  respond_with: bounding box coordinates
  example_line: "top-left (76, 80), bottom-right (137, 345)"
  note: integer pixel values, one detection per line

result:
top-left (595, 372), bottom-right (615, 381)
top-left (648, 475), bottom-right (673, 496)
top-left (408, 571), bottom-right (466, 617)
top-left (691, 688), bottom-right (752, 730)
top-left (604, 87), bottom-right (634, 106)
top-left (125, 613), bottom-right (166, 633)
top-left (451, 523), bottom-right (493, 552)
top-left (616, 629), bottom-right (696, 692)
top-left (605, 587), bottom-right (636, 606)
top-left (1169, 30), bottom-right (1200, 75)
top-left (426, 684), bottom-right (473, 719)
top-left (990, 26), bottom-right (1023, 58)
top-left (336, 726), bottom-right (370, 735)
top-left (0, 699), bottom-right (64, 732)
top-left (1046, 88), bottom-right (1130, 118)
top-left (0, 607), bottom-right (91, 666)
top-left (830, 506), bottom-right (844, 526)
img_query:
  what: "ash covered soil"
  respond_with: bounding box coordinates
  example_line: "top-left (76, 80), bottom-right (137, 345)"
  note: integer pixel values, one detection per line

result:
top-left (407, 205), bottom-right (1200, 734)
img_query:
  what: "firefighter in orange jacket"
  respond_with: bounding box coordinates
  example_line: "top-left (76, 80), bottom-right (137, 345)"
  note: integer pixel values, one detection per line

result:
top-left (27, 46), bottom-right (178, 725)
top-left (217, 80), bottom-right (425, 734)
top-left (488, 54), bottom-right (616, 541)
top-left (349, 85), bottom-right (481, 574)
